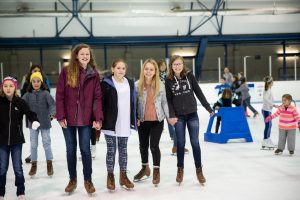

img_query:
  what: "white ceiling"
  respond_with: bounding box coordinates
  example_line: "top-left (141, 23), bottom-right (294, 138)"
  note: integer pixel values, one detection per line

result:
top-left (0, 0), bottom-right (299, 37)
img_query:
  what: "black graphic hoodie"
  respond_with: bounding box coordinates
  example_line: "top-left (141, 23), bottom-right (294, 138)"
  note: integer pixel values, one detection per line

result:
top-left (165, 72), bottom-right (212, 118)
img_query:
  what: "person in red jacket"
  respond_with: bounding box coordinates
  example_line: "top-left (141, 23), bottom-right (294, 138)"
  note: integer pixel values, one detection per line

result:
top-left (56, 43), bottom-right (103, 195)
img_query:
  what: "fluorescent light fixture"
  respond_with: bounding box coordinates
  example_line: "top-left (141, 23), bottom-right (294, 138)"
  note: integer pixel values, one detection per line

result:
top-left (172, 49), bottom-right (196, 57)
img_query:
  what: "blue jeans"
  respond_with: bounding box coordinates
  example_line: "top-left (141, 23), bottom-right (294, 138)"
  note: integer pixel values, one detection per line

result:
top-left (168, 123), bottom-right (178, 147)
top-left (167, 122), bottom-right (175, 140)
top-left (262, 110), bottom-right (272, 139)
top-left (30, 128), bottom-right (53, 161)
top-left (174, 112), bottom-right (202, 168)
top-left (62, 126), bottom-right (92, 181)
top-left (0, 144), bottom-right (25, 197)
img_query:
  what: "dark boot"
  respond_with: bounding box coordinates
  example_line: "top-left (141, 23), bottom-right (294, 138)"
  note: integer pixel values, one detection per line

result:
top-left (107, 172), bottom-right (115, 190)
top-left (196, 167), bottom-right (206, 184)
top-left (65, 178), bottom-right (77, 193)
top-left (176, 167), bottom-right (184, 183)
top-left (133, 164), bottom-right (150, 181)
top-left (29, 161), bottom-right (37, 176)
top-left (120, 171), bottom-right (134, 189)
top-left (25, 155), bottom-right (31, 163)
top-left (152, 168), bottom-right (160, 186)
top-left (47, 160), bottom-right (54, 176)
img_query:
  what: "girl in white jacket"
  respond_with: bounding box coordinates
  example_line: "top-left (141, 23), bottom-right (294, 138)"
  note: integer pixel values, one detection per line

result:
top-left (261, 76), bottom-right (278, 149)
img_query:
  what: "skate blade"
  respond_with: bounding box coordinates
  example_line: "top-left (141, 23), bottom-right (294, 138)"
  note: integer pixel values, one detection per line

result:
top-left (48, 175), bottom-right (53, 178)
top-left (29, 175), bottom-right (36, 179)
top-left (65, 191), bottom-right (75, 195)
top-left (261, 147), bottom-right (275, 150)
top-left (87, 192), bottom-right (96, 197)
top-left (153, 183), bottom-right (159, 187)
top-left (133, 176), bottom-right (150, 182)
top-left (120, 185), bottom-right (134, 191)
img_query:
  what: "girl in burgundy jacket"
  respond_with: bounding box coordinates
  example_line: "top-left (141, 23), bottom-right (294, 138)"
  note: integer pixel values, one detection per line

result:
top-left (56, 43), bottom-right (103, 195)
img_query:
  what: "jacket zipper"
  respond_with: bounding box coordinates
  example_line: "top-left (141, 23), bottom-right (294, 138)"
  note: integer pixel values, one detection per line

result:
top-left (8, 102), bottom-right (12, 145)
top-left (75, 83), bottom-right (80, 121)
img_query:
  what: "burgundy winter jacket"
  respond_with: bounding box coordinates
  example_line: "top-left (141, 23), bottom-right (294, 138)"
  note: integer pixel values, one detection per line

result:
top-left (56, 66), bottom-right (103, 126)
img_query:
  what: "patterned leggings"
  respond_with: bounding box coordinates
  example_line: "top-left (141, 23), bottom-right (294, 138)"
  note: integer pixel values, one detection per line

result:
top-left (105, 135), bottom-right (128, 172)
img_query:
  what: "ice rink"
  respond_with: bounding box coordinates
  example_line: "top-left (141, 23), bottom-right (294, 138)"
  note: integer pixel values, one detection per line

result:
top-left (4, 103), bottom-right (300, 200)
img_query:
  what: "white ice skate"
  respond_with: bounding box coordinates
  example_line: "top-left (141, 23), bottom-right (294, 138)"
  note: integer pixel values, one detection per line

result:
top-left (261, 139), bottom-right (275, 150)
top-left (91, 145), bottom-right (96, 159)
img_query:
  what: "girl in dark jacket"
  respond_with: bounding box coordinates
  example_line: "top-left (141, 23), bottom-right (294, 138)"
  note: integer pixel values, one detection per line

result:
top-left (213, 89), bottom-right (241, 133)
top-left (56, 43), bottom-right (103, 195)
top-left (0, 76), bottom-right (39, 200)
top-left (165, 55), bottom-right (213, 185)
top-left (101, 59), bottom-right (136, 191)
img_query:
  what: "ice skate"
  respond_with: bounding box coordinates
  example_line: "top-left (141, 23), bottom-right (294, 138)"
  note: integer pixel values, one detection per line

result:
top-left (91, 145), bottom-right (96, 159)
top-left (107, 172), bottom-right (115, 191)
top-left (274, 149), bottom-right (283, 155)
top-left (289, 151), bottom-right (294, 156)
top-left (84, 180), bottom-right (96, 195)
top-left (28, 161), bottom-right (37, 178)
top-left (133, 164), bottom-right (150, 182)
top-left (25, 155), bottom-right (31, 163)
top-left (261, 139), bottom-right (275, 150)
top-left (65, 179), bottom-right (77, 194)
top-left (0, 196), bottom-right (4, 200)
top-left (152, 168), bottom-right (160, 187)
top-left (196, 167), bottom-right (206, 186)
top-left (171, 147), bottom-right (189, 156)
top-left (176, 167), bottom-right (184, 185)
top-left (47, 160), bottom-right (54, 177)
top-left (120, 171), bottom-right (134, 190)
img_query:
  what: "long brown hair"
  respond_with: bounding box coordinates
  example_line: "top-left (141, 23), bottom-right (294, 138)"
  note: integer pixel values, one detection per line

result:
top-left (168, 55), bottom-right (188, 80)
top-left (222, 88), bottom-right (233, 99)
top-left (138, 59), bottom-right (160, 100)
top-left (67, 43), bottom-right (97, 88)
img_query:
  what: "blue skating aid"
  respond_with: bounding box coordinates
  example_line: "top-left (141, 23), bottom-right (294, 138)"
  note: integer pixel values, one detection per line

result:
top-left (204, 107), bottom-right (253, 143)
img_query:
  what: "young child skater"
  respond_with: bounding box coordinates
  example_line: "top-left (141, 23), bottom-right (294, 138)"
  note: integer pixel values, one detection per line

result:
top-left (0, 76), bottom-right (39, 200)
top-left (165, 55), bottom-right (213, 185)
top-left (235, 77), bottom-right (259, 117)
top-left (56, 43), bottom-right (103, 195)
top-left (265, 94), bottom-right (300, 155)
top-left (261, 76), bottom-right (277, 149)
top-left (134, 59), bottom-right (169, 186)
top-left (101, 59), bottom-right (136, 191)
top-left (22, 72), bottom-right (56, 177)
top-left (213, 89), bottom-right (240, 133)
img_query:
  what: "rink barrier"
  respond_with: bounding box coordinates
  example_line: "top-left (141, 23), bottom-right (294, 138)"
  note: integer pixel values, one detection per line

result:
top-left (204, 107), bottom-right (253, 144)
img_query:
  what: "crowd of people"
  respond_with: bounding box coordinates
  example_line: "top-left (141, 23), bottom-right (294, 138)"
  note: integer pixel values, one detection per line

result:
top-left (0, 43), bottom-right (299, 200)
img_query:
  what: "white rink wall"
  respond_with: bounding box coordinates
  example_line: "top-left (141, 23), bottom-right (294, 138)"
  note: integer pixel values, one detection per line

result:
top-left (198, 80), bottom-right (300, 105)
top-left (48, 80), bottom-right (300, 105)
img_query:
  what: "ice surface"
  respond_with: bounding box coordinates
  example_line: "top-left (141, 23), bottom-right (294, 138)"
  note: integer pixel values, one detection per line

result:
top-left (4, 103), bottom-right (300, 200)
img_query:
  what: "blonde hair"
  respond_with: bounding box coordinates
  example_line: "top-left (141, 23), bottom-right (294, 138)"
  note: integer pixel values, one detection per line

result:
top-left (138, 58), bottom-right (160, 100)
top-left (67, 43), bottom-right (97, 88)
